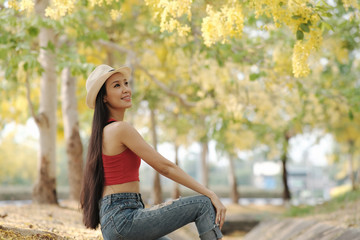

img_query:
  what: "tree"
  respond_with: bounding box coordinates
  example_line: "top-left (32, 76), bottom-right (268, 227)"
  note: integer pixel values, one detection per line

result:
top-left (31, 0), bottom-right (58, 204)
top-left (150, 108), bottom-right (163, 204)
top-left (144, 0), bottom-right (343, 78)
top-left (61, 67), bottom-right (83, 201)
top-left (5, 0), bottom-right (359, 205)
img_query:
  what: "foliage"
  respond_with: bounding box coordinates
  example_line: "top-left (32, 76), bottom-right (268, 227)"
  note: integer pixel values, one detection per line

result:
top-left (1, 0), bottom-right (360, 201)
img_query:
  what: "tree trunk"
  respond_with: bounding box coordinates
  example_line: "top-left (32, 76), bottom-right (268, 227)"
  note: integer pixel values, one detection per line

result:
top-left (281, 131), bottom-right (291, 202)
top-left (61, 67), bottom-right (83, 201)
top-left (356, 167), bottom-right (360, 191)
top-left (150, 109), bottom-right (162, 204)
top-left (32, 0), bottom-right (57, 204)
top-left (228, 154), bottom-right (239, 204)
top-left (172, 144), bottom-right (180, 199)
top-left (348, 140), bottom-right (356, 191)
top-left (201, 141), bottom-right (209, 187)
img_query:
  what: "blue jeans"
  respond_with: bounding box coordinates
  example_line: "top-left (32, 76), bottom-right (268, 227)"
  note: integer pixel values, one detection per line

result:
top-left (99, 193), bottom-right (223, 240)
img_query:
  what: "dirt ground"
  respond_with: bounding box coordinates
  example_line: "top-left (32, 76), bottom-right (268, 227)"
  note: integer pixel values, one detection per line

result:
top-left (0, 201), bottom-right (102, 239)
top-left (1, 199), bottom-right (358, 240)
top-left (1, 201), bottom-right (279, 240)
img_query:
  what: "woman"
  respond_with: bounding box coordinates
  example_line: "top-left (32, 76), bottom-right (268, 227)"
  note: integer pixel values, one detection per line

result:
top-left (80, 64), bottom-right (226, 240)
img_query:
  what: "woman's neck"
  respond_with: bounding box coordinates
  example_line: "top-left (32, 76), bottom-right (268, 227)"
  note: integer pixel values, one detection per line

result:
top-left (109, 110), bottom-right (125, 121)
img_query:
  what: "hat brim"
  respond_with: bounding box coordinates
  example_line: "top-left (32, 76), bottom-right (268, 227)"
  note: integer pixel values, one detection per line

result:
top-left (86, 66), bottom-right (131, 109)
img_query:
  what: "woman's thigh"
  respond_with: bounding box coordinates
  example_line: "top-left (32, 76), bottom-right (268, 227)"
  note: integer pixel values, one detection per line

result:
top-left (123, 195), bottom-right (216, 240)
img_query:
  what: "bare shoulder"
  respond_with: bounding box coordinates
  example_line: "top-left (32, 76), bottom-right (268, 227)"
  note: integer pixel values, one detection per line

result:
top-left (103, 121), bottom-right (136, 138)
top-left (103, 121), bottom-right (138, 153)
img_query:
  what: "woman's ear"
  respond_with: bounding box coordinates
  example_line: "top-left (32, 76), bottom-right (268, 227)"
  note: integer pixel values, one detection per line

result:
top-left (103, 95), bottom-right (108, 103)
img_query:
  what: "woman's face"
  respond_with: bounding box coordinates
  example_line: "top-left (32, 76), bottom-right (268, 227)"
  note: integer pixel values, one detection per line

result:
top-left (103, 72), bottom-right (132, 110)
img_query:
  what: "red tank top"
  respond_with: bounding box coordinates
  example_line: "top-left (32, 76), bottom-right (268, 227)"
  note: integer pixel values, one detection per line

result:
top-left (102, 119), bottom-right (141, 186)
top-left (102, 148), bottom-right (141, 186)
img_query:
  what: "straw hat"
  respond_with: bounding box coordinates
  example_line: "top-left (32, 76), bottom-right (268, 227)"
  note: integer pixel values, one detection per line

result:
top-left (86, 64), bottom-right (131, 109)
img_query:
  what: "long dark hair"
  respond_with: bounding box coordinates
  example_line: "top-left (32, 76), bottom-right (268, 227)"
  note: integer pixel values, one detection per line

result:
top-left (80, 84), bottom-right (109, 229)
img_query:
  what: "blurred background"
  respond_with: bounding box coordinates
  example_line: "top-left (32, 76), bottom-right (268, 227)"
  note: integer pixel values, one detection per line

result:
top-left (0, 0), bottom-right (359, 224)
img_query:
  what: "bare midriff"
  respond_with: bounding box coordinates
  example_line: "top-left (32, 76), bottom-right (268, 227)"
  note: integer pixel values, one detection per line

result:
top-left (102, 181), bottom-right (140, 197)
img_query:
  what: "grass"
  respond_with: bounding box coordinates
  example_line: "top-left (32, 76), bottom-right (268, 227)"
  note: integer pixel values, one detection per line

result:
top-left (284, 189), bottom-right (360, 217)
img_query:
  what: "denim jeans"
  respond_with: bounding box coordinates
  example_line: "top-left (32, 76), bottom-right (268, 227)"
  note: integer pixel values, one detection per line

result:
top-left (99, 193), bottom-right (223, 240)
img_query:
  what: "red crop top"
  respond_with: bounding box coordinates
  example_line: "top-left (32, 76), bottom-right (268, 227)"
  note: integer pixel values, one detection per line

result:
top-left (102, 148), bottom-right (141, 186)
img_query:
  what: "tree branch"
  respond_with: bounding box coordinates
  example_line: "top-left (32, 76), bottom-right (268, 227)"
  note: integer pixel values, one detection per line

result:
top-left (97, 40), bottom-right (197, 108)
top-left (135, 64), bottom-right (197, 108)
top-left (25, 74), bottom-right (40, 125)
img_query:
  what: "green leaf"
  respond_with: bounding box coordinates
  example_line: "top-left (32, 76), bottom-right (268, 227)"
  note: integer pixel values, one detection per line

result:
top-left (27, 26), bottom-right (39, 37)
top-left (292, 15), bottom-right (302, 20)
top-left (249, 72), bottom-right (266, 81)
top-left (249, 73), bottom-right (260, 81)
top-left (300, 23), bottom-right (310, 32)
top-left (23, 62), bottom-right (28, 71)
top-left (47, 41), bottom-right (56, 53)
top-left (323, 12), bottom-right (332, 17)
top-left (296, 30), bottom-right (304, 40)
top-left (320, 21), bottom-right (334, 31)
top-left (5, 66), bottom-right (12, 79)
top-left (348, 110), bottom-right (354, 120)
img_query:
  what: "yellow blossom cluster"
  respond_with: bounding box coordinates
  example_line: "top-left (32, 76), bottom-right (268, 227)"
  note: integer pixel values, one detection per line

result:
top-left (250, 0), bottom-right (323, 77)
top-left (250, 0), bottom-right (288, 27)
top-left (201, 2), bottom-right (244, 47)
top-left (292, 28), bottom-right (322, 77)
top-left (110, 9), bottom-right (122, 21)
top-left (342, 0), bottom-right (359, 11)
top-left (271, 45), bottom-right (293, 77)
top-left (145, 0), bottom-right (192, 36)
top-left (249, 0), bottom-right (318, 31)
top-left (45, 0), bottom-right (75, 19)
top-left (8, 0), bottom-right (34, 12)
top-left (88, 0), bottom-right (120, 7)
top-left (146, 0), bottom-right (324, 78)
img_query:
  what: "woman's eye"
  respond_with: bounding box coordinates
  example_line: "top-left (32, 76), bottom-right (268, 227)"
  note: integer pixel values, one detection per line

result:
top-left (114, 83), bottom-right (120, 88)
top-left (125, 81), bottom-right (129, 86)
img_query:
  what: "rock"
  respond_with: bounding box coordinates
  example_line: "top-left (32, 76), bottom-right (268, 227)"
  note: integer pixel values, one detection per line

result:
top-left (243, 219), bottom-right (360, 240)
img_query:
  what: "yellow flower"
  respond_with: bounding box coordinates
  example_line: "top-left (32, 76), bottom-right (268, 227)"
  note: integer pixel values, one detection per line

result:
top-left (19, 0), bottom-right (34, 11)
top-left (8, 0), bottom-right (20, 10)
top-left (45, 0), bottom-right (75, 19)
top-left (146, 0), bottom-right (192, 36)
top-left (110, 9), bottom-right (122, 21)
top-left (292, 28), bottom-right (322, 77)
top-left (8, 0), bottom-right (34, 12)
top-left (342, 0), bottom-right (359, 11)
top-left (201, 2), bottom-right (244, 46)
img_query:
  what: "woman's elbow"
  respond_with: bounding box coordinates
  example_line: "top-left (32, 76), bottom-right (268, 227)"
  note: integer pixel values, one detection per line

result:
top-left (156, 162), bottom-right (175, 177)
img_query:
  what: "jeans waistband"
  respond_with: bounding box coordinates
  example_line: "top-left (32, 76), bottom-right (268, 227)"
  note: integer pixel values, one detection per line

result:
top-left (101, 192), bottom-right (143, 204)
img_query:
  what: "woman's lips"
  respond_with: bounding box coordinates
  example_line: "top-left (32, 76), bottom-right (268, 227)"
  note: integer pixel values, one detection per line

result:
top-left (121, 96), bottom-right (131, 101)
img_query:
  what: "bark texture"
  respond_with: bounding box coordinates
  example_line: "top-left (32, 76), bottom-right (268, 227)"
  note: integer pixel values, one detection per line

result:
top-left (228, 155), bottom-right (239, 204)
top-left (172, 144), bottom-right (181, 199)
top-left (281, 131), bottom-right (291, 202)
top-left (61, 67), bottom-right (83, 201)
top-left (150, 109), bottom-right (162, 204)
top-left (201, 141), bottom-right (209, 188)
top-left (32, 0), bottom-right (57, 204)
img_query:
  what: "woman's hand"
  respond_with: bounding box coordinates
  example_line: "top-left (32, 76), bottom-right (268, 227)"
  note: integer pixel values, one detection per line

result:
top-left (209, 192), bottom-right (227, 230)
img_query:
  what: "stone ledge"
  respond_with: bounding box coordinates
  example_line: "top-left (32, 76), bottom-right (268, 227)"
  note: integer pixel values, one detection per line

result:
top-left (243, 219), bottom-right (360, 240)
top-left (222, 215), bottom-right (260, 234)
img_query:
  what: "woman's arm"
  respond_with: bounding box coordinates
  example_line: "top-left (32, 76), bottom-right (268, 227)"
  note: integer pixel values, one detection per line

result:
top-left (109, 121), bottom-right (226, 228)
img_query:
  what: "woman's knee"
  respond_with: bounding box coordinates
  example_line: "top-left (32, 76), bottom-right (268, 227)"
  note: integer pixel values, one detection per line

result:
top-left (199, 195), bottom-right (214, 209)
